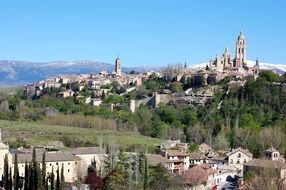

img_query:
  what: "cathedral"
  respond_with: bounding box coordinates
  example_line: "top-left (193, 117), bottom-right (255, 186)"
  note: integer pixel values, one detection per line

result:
top-left (209, 31), bottom-right (247, 70)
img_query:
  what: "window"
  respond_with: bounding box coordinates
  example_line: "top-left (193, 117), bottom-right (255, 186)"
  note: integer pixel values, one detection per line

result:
top-left (50, 163), bottom-right (52, 166)
top-left (238, 153), bottom-right (241, 158)
top-left (68, 169), bottom-right (70, 172)
top-left (56, 162), bottom-right (58, 165)
top-left (244, 159), bottom-right (247, 163)
top-left (230, 159), bottom-right (233, 164)
top-left (237, 159), bottom-right (240, 164)
top-left (68, 162), bottom-right (70, 165)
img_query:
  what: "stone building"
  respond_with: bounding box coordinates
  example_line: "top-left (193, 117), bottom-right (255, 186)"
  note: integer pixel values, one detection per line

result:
top-left (115, 56), bottom-right (122, 76)
top-left (209, 31), bottom-right (247, 70)
top-left (0, 131), bottom-right (106, 183)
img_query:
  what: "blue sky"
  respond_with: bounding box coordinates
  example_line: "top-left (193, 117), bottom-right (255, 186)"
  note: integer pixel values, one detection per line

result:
top-left (0, 0), bottom-right (285, 67)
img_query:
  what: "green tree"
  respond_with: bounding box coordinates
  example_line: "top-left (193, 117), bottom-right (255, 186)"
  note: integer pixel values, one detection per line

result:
top-left (55, 167), bottom-right (60, 190)
top-left (60, 164), bottom-right (65, 189)
top-left (170, 82), bottom-right (183, 92)
top-left (9, 167), bottom-right (12, 190)
top-left (3, 154), bottom-right (9, 190)
top-left (24, 162), bottom-right (29, 190)
top-left (14, 153), bottom-right (20, 190)
top-left (42, 152), bottom-right (46, 189)
top-left (50, 167), bottom-right (55, 190)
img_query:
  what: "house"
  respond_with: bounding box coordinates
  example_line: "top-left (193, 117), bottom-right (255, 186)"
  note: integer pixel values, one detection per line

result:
top-left (243, 158), bottom-right (286, 179)
top-left (227, 147), bottom-right (253, 176)
top-left (189, 153), bottom-right (208, 167)
top-left (57, 90), bottom-right (75, 98)
top-left (183, 164), bottom-right (216, 190)
top-left (198, 143), bottom-right (212, 154)
top-left (146, 154), bottom-right (176, 173)
top-left (160, 139), bottom-right (180, 150)
top-left (263, 147), bottom-right (285, 162)
top-left (212, 165), bottom-right (237, 186)
top-left (72, 147), bottom-right (106, 179)
top-left (14, 151), bottom-right (79, 182)
top-left (164, 150), bottom-right (190, 173)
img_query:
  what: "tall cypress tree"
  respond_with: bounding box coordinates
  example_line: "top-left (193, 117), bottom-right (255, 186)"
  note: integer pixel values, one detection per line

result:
top-left (37, 164), bottom-right (43, 190)
top-left (3, 154), bottom-right (9, 190)
top-left (32, 147), bottom-right (38, 190)
top-left (24, 161), bottom-right (29, 190)
top-left (60, 164), bottom-right (65, 189)
top-left (42, 152), bottom-right (46, 189)
top-left (9, 167), bottom-right (12, 190)
top-left (14, 153), bottom-right (20, 190)
top-left (50, 167), bottom-right (55, 190)
top-left (28, 163), bottom-right (33, 190)
top-left (55, 167), bottom-right (60, 190)
top-left (45, 178), bottom-right (49, 190)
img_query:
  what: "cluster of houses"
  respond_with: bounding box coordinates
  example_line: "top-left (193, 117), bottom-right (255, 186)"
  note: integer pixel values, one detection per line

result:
top-left (147, 140), bottom-right (286, 189)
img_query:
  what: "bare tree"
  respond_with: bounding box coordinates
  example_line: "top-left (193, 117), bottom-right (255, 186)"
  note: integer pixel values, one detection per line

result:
top-left (107, 137), bottom-right (119, 172)
top-left (97, 137), bottom-right (106, 178)
top-left (215, 130), bottom-right (230, 150)
top-left (0, 100), bottom-right (9, 112)
top-left (259, 127), bottom-right (284, 150)
top-left (233, 127), bottom-right (253, 148)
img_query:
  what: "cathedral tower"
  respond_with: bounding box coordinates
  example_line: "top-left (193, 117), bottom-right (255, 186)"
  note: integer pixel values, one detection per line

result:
top-left (115, 56), bottom-right (122, 76)
top-left (235, 30), bottom-right (247, 67)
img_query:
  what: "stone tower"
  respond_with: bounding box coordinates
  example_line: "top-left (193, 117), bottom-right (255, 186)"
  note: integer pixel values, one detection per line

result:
top-left (235, 30), bottom-right (247, 67)
top-left (115, 56), bottom-right (122, 76)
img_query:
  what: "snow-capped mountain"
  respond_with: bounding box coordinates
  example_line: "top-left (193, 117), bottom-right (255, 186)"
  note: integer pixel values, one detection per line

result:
top-left (0, 60), bottom-right (147, 86)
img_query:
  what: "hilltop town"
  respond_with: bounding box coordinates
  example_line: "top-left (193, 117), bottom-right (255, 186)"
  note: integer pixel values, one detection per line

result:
top-left (1, 31), bottom-right (286, 190)
top-left (24, 31), bottom-right (265, 113)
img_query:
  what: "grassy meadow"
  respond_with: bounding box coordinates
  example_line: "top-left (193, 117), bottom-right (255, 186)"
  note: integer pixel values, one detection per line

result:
top-left (0, 120), bottom-right (162, 152)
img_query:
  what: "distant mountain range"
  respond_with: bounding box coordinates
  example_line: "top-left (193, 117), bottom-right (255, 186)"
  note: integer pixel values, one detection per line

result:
top-left (0, 60), bottom-right (285, 87)
top-left (0, 60), bottom-right (157, 86)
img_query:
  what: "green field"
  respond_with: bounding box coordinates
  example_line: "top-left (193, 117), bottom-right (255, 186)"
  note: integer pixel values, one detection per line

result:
top-left (0, 120), bottom-right (162, 152)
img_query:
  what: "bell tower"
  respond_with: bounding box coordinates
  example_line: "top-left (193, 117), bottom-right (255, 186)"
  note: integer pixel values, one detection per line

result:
top-left (235, 30), bottom-right (247, 67)
top-left (115, 56), bottom-right (122, 76)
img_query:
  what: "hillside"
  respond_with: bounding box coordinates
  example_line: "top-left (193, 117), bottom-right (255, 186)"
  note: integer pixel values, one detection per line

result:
top-left (0, 120), bottom-right (162, 152)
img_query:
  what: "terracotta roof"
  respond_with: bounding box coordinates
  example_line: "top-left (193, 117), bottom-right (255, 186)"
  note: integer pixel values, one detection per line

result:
top-left (244, 158), bottom-right (286, 169)
top-left (72, 147), bottom-right (101, 155)
top-left (183, 164), bottom-right (216, 185)
top-left (189, 153), bottom-right (208, 160)
top-left (166, 150), bottom-right (189, 157)
top-left (146, 154), bottom-right (170, 166)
